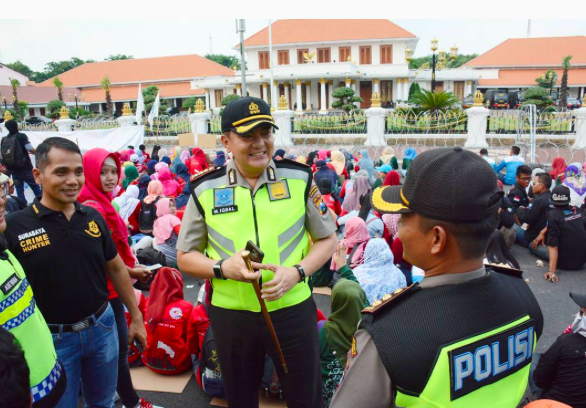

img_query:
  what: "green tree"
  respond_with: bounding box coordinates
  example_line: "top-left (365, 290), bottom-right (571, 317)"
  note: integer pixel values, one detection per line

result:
top-left (332, 87), bottom-right (363, 113)
top-left (142, 85), bottom-right (169, 115)
top-left (5, 60), bottom-right (35, 79)
top-left (408, 53), bottom-right (478, 70)
top-left (18, 101), bottom-right (28, 119)
top-left (9, 78), bottom-right (20, 117)
top-left (522, 87), bottom-right (554, 110)
top-left (46, 99), bottom-right (66, 119)
top-left (101, 76), bottom-right (113, 115)
top-left (221, 94), bottom-right (240, 106)
top-left (409, 89), bottom-right (459, 113)
top-left (37, 57), bottom-right (94, 82)
top-left (105, 54), bottom-right (133, 61)
top-left (205, 54), bottom-right (241, 70)
top-left (68, 107), bottom-right (92, 119)
top-left (559, 55), bottom-right (572, 109)
top-left (408, 82), bottom-right (421, 102)
top-left (535, 70), bottom-right (558, 95)
top-left (182, 96), bottom-right (206, 111)
top-left (53, 77), bottom-right (64, 101)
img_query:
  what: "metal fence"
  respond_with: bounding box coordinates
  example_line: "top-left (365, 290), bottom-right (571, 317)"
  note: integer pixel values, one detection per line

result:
top-left (208, 114), bottom-right (222, 135)
top-left (144, 113), bottom-right (192, 137)
top-left (487, 109), bottom-right (576, 135)
top-left (385, 109), bottom-right (468, 135)
top-left (292, 113), bottom-right (367, 134)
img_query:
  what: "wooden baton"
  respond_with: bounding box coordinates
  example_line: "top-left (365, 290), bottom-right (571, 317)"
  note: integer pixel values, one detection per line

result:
top-left (241, 250), bottom-right (289, 374)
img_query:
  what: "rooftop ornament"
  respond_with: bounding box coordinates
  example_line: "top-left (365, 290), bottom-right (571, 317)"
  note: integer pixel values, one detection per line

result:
top-left (278, 95), bottom-right (288, 110)
top-left (122, 103), bottom-right (132, 116)
top-left (59, 106), bottom-right (69, 120)
top-left (371, 92), bottom-right (382, 108)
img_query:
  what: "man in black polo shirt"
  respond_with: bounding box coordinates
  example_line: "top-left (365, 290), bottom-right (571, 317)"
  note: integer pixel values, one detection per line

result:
top-left (516, 172), bottom-right (552, 259)
top-left (507, 165), bottom-right (532, 214)
top-left (3, 137), bottom-right (147, 408)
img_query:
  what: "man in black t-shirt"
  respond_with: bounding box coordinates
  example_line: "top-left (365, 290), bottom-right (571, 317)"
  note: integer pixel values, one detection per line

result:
top-left (535, 185), bottom-right (586, 283)
top-left (0, 120), bottom-right (41, 202)
top-left (507, 165), bottom-right (532, 215)
top-left (516, 172), bottom-right (552, 259)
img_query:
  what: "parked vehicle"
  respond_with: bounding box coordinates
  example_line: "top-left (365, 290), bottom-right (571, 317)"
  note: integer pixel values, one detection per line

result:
top-left (508, 91), bottom-right (526, 108)
top-left (490, 92), bottom-right (509, 109)
top-left (25, 116), bottom-right (53, 125)
top-left (462, 97), bottom-right (474, 109)
top-left (565, 97), bottom-right (582, 109)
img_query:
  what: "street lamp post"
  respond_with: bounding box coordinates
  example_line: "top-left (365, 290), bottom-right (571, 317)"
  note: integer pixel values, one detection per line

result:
top-left (548, 72), bottom-right (554, 97)
top-left (405, 38), bottom-right (458, 93)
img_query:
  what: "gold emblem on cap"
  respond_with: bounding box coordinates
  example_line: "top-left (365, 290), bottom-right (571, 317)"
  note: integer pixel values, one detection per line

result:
top-left (249, 102), bottom-right (260, 115)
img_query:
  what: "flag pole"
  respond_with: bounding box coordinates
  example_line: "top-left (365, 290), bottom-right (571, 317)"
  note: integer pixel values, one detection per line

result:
top-left (236, 19), bottom-right (247, 96)
top-left (268, 19), bottom-right (275, 110)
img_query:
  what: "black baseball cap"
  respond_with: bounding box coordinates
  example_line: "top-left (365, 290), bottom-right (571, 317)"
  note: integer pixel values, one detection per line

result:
top-left (371, 147), bottom-right (503, 222)
top-left (221, 96), bottom-right (278, 134)
top-left (570, 292), bottom-right (586, 308)
top-left (551, 185), bottom-right (571, 206)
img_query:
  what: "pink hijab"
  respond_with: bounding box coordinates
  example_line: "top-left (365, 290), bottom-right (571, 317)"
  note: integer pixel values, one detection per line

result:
top-left (153, 198), bottom-right (181, 245)
top-left (157, 167), bottom-right (180, 197)
top-left (331, 217), bottom-right (370, 271)
top-left (318, 149), bottom-right (328, 161)
top-left (144, 180), bottom-right (163, 204)
top-left (342, 177), bottom-right (372, 213)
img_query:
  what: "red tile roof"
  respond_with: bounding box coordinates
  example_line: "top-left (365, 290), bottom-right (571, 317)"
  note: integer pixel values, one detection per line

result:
top-left (478, 68), bottom-right (586, 87)
top-left (0, 85), bottom-right (82, 105)
top-left (82, 82), bottom-right (204, 103)
top-left (466, 36), bottom-right (586, 68)
top-left (39, 54), bottom-right (234, 87)
top-left (242, 19), bottom-right (416, 47)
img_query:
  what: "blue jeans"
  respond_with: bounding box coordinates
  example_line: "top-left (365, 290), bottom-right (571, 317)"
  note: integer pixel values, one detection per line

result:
top-left (515, 225), bottom-right (549, 260)
top-left (11, 168), bottom-right (41, 202)
top-left (52, 304), bottom-right (119, 408)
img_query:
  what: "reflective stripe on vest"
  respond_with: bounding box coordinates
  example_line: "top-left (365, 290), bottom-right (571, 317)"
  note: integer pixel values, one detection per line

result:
top-left (197, 177), bottom-right (311, 312)
top-left (396, 316), bottom-right (535, 407)
top-left (0, 252), bottom-right (62, 403)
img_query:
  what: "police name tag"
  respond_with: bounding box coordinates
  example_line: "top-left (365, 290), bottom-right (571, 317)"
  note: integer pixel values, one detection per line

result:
top-left (449, 320), bottom-right (534, 400)
top-left (213, 188), bottom-right (238, 215)
top-left (1, 273), bottom-right (21, 295)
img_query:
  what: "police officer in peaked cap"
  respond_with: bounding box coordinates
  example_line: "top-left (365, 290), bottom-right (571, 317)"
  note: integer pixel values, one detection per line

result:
top-left (177, 97), bottom-right (337, 407)
top-left (331, 147), bottom-right (544, 408)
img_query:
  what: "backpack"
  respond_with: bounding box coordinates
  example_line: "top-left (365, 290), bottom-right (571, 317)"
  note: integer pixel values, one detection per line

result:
top-left (1, 133), bottom-right (27, 169)
top-left (139, 197), bottom-right (160, 232)
top-left (135, 247), bottom-right (166, 290)
top-left (196, 303), bottom-right (225, 398)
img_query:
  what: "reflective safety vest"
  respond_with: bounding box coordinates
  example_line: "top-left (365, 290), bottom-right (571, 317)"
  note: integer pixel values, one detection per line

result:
top-left (191, 162), bottom-right (312, 312)
top-left (361, 269), bottom-right (543, 408)
top-left (0, 250), bottom-right (64, 405)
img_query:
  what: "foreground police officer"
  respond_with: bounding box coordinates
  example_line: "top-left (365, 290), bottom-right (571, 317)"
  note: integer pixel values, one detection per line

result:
top-left (331, 147), bottom-right (544, 408)
top-left (177, 97), bottom-right (336, 408)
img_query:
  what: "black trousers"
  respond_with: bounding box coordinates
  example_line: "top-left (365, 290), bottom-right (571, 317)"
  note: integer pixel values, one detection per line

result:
top-left (209, 297), bottom-right (322, 408)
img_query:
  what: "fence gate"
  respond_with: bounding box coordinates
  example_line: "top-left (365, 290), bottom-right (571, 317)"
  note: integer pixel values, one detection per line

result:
top-left (517, 104), bottom-right (537, 163)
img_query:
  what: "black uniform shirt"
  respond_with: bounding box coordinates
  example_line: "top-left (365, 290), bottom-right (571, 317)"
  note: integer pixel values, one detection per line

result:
top-left (507, 183), bottom-right (529, 210)
top-left (517, 190), bottom-right (552, 243)
top-left (546, 206), bottom-right (586, 270)
top-left (534, 332), bottom-right (586, 408)
top-left (498, 196), bottom-right (515, 229)
top-left (3, 198), bottom-right (118, 324)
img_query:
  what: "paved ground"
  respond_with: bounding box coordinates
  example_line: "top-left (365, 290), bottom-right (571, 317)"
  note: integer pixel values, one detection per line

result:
top-left (75, 243), bottom-right (585, 408)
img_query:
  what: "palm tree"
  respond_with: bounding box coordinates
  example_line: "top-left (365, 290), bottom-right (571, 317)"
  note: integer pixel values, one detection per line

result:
top-left (409, 89), bottom-right (460, 113)
top-left (559, 55), bottom-right (572, 110)
top-left (9, 78), bottom-right (20, 117)
top-left (53, 77), bottom-right (64, 101)
top-left (101, 76), bottom-right (112, 115)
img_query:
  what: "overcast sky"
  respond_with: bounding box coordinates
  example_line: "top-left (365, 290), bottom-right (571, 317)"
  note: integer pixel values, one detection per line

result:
top-left (1, 19), bottom-right (584, 71)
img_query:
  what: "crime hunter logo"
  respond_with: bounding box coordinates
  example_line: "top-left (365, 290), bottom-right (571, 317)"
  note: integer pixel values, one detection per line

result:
top-left (18, 228), bottom-right (51, 253)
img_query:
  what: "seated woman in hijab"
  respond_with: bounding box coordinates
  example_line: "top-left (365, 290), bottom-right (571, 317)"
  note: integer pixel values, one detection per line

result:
top-left (401, 148), bottom-right (417, 177)
top-left (315, 160), bottom-right (339, 193)
top-left (139, 181), bottom-right (163, 235)
top-left (142, 267), bottom-right (193, 375)
top-left (138, 144), bottom-right (151, 162)
top-left (161, 156), bottom-right (172, 167)
top-left (338, 192), bottom-right (383, 238)
top-left (187, 147), bottom-right (209, 175)
top-left (330, 151), bottom-right (349, 184)
top-left (317, 279), bottom-right (366, 407)
top-left (113, 185), bottom-right (142, 235)
top-left (562, 164), bottom-right (586, 207)
top-left (174, 183), bottom-right (191, 217)
top-left (331, 217), bottom-right (370, 273)
top-left (137, 174), bottom-right (151, 202)
top-left (158, 167), bottom-right (182, 198)
top-left (549, 157), bottom-right (567, 186)
top-left (340, 174), bottom-right (371, 216)
top-left (146, 159), bottom-right (158, 176)
top-left (341, 238), bottom-right (407, 305)
top-left (273, 149), bottom-right (286, 161)
top-left (378, 146), bottom-right (399, 170)
top-left (354, 149), bottom-right (375, 184)
top-left (174, 163), bottom-right (191, 186)
top-left (153, 198), bottom-right (182, 267)
top-left (212, 151), bottom-right (226, 166)
top-left (119, 164), bottom-right (140, 195)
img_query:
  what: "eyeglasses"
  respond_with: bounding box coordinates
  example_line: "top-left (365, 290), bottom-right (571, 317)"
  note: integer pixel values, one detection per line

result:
top-left (532, 182), bottom-right (543, 187)
top-left (519, 177), bottom-right (532, 181)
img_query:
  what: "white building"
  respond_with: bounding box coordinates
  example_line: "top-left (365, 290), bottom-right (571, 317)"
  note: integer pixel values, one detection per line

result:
top-left (0, 63), bottom-right (29, 86)
top-left (192, 19), bottom-right (496, 113)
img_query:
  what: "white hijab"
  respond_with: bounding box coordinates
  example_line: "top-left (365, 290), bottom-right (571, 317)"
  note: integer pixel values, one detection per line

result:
top-left (571, 313), bottom-right (586, 338)
top-left (113, 185), bottom-right (140, 221)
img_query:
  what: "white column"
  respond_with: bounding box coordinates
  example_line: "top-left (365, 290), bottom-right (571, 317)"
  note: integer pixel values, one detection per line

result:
top-left (365, 106), bottom-right (387, 146)
top-left (271, 81), bottom-right (278, 111)
top-left (205, 89), bottom-right (211, 111)
top-left (117, 115), bottom-right (135, 127)
top-left (328, 81), bottom-right (334, 109)
top-left (465, 81), bottom-right (472, 97)
top-left (272, 109), bottom-right (294, 146)
top-left (98, 103), bottom-right (103, 114)
top-left (464, 105), bottom-right (490, 148)
top-left (305, 81), bottom-right (312, 112)
top-left (351, 80), bottom-right (356, 93)
top-left (295, 79), bottom-right (303, 113)
top-left (571, 106), bottom-right (586, 149)
top-left (345, 78), bottom-right (351, 88)
top-left (403, 79), bottom-right (410, 101)
top-left (189, 111), bottom-right (212, 145)
top-left (319, 79), bottom-right (327, 114)
top-left (54, 118), bottom-right (76, 132)
top-left (262, 83), bottom-right (269, 104)
top-left (373, 79), bottom-right (380, 94)
top-left (284, 83), bottom-right (291, 110)
top-left (236, 84), bottom-right (242, 97)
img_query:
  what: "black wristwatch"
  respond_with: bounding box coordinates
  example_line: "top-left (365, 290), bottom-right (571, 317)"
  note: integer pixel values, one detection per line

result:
top-left (213, 260), bottom-right (226, 280)
top-left (293, 264), bottom-right (306, 283)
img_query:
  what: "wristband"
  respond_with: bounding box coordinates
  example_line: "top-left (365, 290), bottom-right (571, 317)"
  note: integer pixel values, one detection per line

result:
top-left (293, 264), bottom-right (306, 283)
top-left (213, 260), bottom-right (226, 280)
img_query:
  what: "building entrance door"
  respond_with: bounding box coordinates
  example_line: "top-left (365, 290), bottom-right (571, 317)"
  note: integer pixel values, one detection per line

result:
top-left (360, 81), bottom-right (372, 109)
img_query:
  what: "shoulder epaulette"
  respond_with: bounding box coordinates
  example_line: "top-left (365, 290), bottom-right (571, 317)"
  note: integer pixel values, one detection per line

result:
top-left (362, 282), bottom-right (419, 314)
top-left (275, 158), bottom-right (310, 169)
top-left (486, 263), bottom-right (524, 279)
top-left (189, 166), bottom-right (224, 185)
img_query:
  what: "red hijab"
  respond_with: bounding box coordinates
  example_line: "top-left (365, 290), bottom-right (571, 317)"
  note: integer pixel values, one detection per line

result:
top-left (191, 148), bottom-right (208, 168)
top-left (78, 148), bottom-right (135, 268)
top-left (147, 267), bottom-right (184, 331)
top-left (549, 157), bottom-right (567, 179)
top-left (158, 167), bottom-right (180, 197)
top-left (383, 171), bottom-right (401, 186)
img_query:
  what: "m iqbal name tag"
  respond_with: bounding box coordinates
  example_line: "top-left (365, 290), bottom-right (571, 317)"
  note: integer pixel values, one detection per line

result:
top-left (213, 188), bottom-right (238, 215)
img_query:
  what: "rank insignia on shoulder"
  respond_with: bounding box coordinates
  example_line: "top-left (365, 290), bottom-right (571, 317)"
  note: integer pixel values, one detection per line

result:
top-left (267, 166), bottom-right (277, 182)
top-left (351, 336), bottom-right (358, 358)
top-left (190, 166), bottom-right (218, 182)
top-left (228, 168), bottom-right (237, 185)
top-left (362, 283), bottom-right (419, 314)
top-left (486, 263), bottom-right (523, 278)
